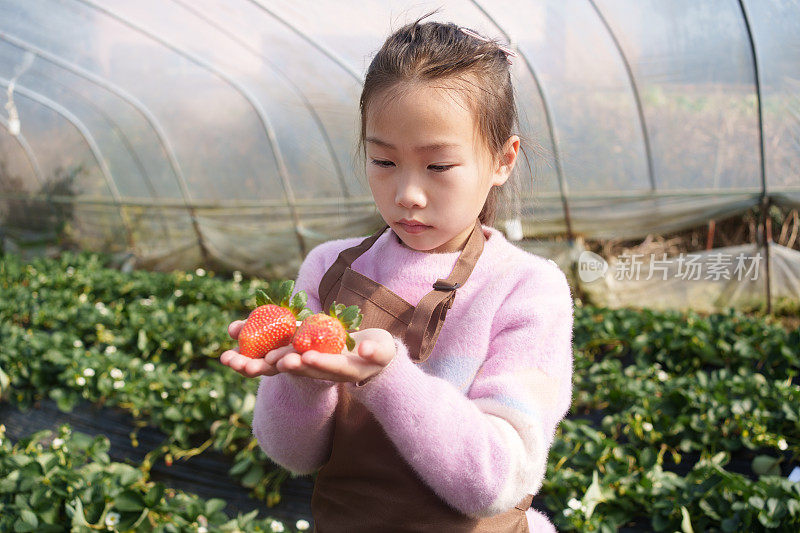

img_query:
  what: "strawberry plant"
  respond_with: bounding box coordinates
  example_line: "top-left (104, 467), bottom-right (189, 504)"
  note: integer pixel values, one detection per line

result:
top-left (1, 250), bottom-right (798, 531)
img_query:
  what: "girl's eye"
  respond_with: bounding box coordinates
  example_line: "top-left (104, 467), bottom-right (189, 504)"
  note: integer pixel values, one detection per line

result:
top-left (371, 159), bottom-right (394, 168)
top-left (428, 164), bottom-right (454, 173)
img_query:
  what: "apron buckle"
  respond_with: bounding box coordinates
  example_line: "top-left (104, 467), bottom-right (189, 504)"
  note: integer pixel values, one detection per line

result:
top-left (432, 280), bottom-right (462, 291)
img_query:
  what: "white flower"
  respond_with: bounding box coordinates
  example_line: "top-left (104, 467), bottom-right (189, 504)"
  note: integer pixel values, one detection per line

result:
top-left (186, 274), bottom-right (193, 281)
top-left (161, 391), bottom-right (169, 399)
top-left (209, 390), bottom-right (218, 398)
top-left (113, 381), bottom-right (125, 390)
top-left (83, 368), bottom-right (95, 377)
top-left (110, 368), bottom-right (123, 379)
top-left (182, 381), bottom-right (192, 390)
top-left (94, 302), bottom-right (105, 310)
top-left (174, 289), bottom-right (183, 297)
top-left (233, 271), bottom-right (243, 283)
top-left (143, 363), bottom-right (155, 372)
top-left (140, 298), bottom-right (153, 306)
top-left (778, 438), bottom-right (788, 450)
top-left (195, 268), bottom-right (206, 276)
top-left (198, 527), bottom-right (208, 533)
top-left (52, 438), bottom-right (64, 449)
top-left (105, 511), bottom-right (120, 527)
top-left (270, 521), bottom-right (285, 532)
top-left (76, 376), bottom-right (86, 386)
top-left (296, 519), bottom-right (310, 531)
top-left (567, 498), bottom-right (582, 510)
top-left (657, 370), bottom-right (669, 382)
top-left (79, 293), bottom-right (88, 303)
top-left (563, 508), bottom-right (573, 517)
top-left (642, 422), bottom-right (654, 432)
top-left (66, 266), bottom-right (75, 276)
top-left (73, 340), bottom-right (83, 348)
top-left (105, 346), bottom-right (118, 355)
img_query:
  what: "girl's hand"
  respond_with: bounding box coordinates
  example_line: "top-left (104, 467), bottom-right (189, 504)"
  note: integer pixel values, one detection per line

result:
top-left (219, 320), bottom-right (283, 378)
top-left (265, 328), bottom-right (396, 384)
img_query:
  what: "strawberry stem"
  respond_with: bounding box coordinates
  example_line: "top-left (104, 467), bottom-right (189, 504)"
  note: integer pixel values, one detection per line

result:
top-left (254, 280), bottom-right (313, 320)
top-left (328, 301), bottom-right (364, 332)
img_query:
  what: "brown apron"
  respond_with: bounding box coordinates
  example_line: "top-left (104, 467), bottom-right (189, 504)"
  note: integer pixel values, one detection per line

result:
top-left (310, 220), bottom-right (533, 532)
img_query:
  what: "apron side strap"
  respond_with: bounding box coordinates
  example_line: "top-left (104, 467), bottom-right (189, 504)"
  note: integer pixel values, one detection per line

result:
top-left (406, 289), bottom-right (456, 362)
top-left (318, 225), bottom-right (389, 312)
top-left (406, 220), bottom-right (486, 362)
top-left (514, 493), bottom-right (535, 511)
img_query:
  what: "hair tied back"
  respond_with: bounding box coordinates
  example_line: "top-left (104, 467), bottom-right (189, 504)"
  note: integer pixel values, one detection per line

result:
top-left (458, 26), bottom-right (517, 65)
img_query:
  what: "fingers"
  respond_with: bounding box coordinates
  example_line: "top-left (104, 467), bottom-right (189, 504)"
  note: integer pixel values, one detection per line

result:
top-left (228, 320), bottom-right (245, 340)
top-left (358, 340), bottom-right (376, 360)
top-left (277, 352), bottom-right (326, 380)
top-left (299, 350), bottom-right (370, 380)
top-left (354, 334), bottom-right (395, 366)
top-left (264, 345), bottom-right (295, 365)
top-left (219, 349), bottom-right (277, 378)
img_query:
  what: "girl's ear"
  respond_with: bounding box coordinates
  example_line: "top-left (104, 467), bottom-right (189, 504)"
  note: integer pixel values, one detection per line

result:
top-left (492, 135), bottom-right (520, 187)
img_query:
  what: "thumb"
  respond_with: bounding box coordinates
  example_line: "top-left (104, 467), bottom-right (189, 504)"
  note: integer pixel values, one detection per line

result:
top-left (358, 340), bottom-right (376, 360)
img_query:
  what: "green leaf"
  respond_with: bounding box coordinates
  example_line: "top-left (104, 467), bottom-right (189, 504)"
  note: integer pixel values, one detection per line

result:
top-left (278, 280), bottom-right (294, 305)
top-left (297, 308), bottom-right (312, 321)
top-left (680, 506), bottom-right (694, 533)
top-left (720, 514), bottom-right (740, 532)
top-left (164, 406), bottom-right (182, 422)
top-left (19, 509), bottom-right (38, 528)
top-left (749, 496), bottom-right (765, 509)
top-left (290, 291), bottom-right (308, 313)
top-left (255, 289), bottom-right (269, 307)
top-left (340, 306), bottom-right (358, 324)
top-left (144, 483), bottom-right (165, 507)
top-left (112, 464), bottom-right (142, 486)
top-left (240, 464), bottom-right (265, 488)
top-left (115, 490), bottom-right (145, 512)
top-left (751, 455), bottom-right (781, 477)
top-left (205, 498), bottom-right (227, 515)
top-left (582, 470), bottom-right (612, 519)
top-left (137, 329), bottom-right (148, 352)
top-left (230, 458), bottom-right (252, 477)
top-left (0, 365), bottom-right (10, 397)
top-left (346, 334), bottom-right (355, 352)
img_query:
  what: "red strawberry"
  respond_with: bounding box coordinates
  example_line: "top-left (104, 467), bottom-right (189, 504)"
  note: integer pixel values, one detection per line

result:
top-left (238, 280), bottom-right (312, 359)
top-left (292, 303), bottom-right (363, 354)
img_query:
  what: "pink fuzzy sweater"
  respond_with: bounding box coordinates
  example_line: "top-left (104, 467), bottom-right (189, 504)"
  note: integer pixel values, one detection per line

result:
top-left (251, 224), bottom-right (574, 532)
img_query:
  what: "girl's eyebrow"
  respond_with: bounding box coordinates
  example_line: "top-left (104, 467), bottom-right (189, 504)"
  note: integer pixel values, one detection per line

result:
top-left (366, 137), bottom-right (460, 152)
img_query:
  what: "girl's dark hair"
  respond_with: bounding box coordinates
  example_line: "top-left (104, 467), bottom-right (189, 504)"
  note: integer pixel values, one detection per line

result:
top-left (358, 13), bottom-right (523, 227)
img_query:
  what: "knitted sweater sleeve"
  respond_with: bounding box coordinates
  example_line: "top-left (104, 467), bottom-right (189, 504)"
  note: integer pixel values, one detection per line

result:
top-left (344, 261), bottom-right (575, 517)
top-left (250, 241), bottom-right (343, 475)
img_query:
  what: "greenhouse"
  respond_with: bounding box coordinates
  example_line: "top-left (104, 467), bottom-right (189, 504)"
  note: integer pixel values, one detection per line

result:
top-left (1, 1), bottom-right (799, 532)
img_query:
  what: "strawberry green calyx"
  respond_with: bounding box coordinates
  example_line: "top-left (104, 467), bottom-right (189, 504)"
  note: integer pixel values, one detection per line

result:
top-left (329, 302), bottom-right (364, 351)
top-left (255, 280), bottom-right (312, 321)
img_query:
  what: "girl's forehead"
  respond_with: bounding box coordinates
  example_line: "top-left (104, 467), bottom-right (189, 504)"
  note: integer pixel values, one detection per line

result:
top-left (366, 81), bottom-right (480, 146)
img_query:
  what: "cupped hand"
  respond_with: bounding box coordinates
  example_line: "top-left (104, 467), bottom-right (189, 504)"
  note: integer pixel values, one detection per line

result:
top-left (219, 320), bottom-right (283, 378)
top-left (264, 327), bottom-right (397, 384)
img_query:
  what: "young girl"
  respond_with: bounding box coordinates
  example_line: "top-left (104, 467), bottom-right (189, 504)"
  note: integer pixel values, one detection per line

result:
top-left (221, 17), bottom-right (574, 533)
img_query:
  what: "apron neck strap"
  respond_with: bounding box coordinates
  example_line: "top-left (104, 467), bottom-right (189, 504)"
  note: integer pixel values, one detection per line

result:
top-left (406, 219), bottom-right (485, 362)
top-left (318, 224), bottom-right (390, 313)
top-left (317, 220), bottom-right (486, 362)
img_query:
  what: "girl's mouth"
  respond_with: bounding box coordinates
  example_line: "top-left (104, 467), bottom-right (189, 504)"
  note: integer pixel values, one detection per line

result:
top-left (397, 220), bottom-right (431, 234)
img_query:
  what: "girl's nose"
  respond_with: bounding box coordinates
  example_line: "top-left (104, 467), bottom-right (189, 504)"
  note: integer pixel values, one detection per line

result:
top-left (395, 176), bottom-right (426, 209)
